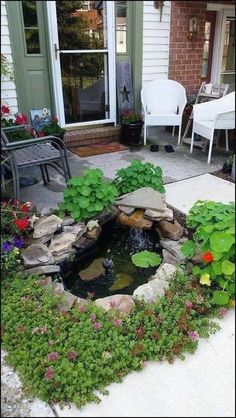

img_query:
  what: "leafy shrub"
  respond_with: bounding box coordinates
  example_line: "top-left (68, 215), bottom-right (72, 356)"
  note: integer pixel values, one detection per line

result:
top-left (59, 168), bottom-right (118, 221)
top-left (113, 159), bottom-right (165, 195)
top-left (181, 200), bottom-right (235, 305)
top-left (2, 272), bottom-right (221, 408)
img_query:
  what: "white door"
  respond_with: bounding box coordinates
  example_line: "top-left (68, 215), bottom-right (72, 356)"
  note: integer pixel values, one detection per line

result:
top-left (46, 1), bottom-right (116, 128)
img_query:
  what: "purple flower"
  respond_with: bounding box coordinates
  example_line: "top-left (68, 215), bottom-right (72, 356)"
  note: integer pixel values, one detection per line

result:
top-left (78, 305), bottom-right (87, 313)
top-left (93, 321), bottom-right (102, 330)
top-left (135, 326), bottom-right (145, 338)
top-left (67, 351), bottom-right (78, 361)
top-left (185, 300), bottom-right (193, 309)
top-left (2, 241), bottom-right (13, 252)
top-left (90, 314), bottom-right (97, 322)
top-left (47, 352), bottom-right (59, 361)
top-left (219, 308), bottom-right (228, 318)
top-left (156, 315), bottom-right (163, 325)
top-left (113, 319), bottom-right (122, 327)
top-left (188, 331), bottom-right (199, 341)
top-left (12, 236), bottom-right (24, 248)
top-left (44, 367), bottom-right (54, 380)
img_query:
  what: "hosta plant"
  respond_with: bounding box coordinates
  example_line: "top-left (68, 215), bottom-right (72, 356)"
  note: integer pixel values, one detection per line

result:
top-left (181, 200), bottom-right (235, 305)
top-left (59, 168), bottom-right (118, 221)
top-left (113, 159), bottom-right (165, 195)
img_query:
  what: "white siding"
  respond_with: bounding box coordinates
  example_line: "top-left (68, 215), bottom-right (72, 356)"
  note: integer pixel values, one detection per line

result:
top-left (142, 0), bottom-right (171, 83)
top-left (1, 0), bottom-right (18, 112)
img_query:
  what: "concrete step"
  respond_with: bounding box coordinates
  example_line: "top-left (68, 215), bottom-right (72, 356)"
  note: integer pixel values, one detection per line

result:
top-left (64, 126), bottom-right (121, 148)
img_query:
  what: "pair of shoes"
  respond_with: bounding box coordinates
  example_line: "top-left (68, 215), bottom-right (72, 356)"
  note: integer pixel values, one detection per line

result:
top-left (150, 145), bottom-right (159, 152)
top-left (165, 145), bottom-right (174, 153)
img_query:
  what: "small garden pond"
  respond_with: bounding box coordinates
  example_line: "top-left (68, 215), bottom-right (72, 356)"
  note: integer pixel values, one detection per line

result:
top-left (61, 221), bottom-right (161, 300)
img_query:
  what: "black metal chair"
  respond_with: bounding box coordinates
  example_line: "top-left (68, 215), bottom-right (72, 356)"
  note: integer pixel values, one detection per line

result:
top-left (1, 125), bottom-right (71, 200)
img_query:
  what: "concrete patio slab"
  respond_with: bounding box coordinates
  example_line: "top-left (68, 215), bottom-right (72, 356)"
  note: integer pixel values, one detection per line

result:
top-left (54, 310), bottom-right (235, 418)
top-left (165, 173), bottom-right (235, 214)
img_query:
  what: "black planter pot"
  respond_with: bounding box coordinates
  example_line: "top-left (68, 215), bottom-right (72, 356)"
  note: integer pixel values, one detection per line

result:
top-left (120, 122), bottom-right (143, 145)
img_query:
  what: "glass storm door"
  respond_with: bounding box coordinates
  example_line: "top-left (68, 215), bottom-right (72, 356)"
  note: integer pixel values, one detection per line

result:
top-left (46, 1), bottom-right (116, 127)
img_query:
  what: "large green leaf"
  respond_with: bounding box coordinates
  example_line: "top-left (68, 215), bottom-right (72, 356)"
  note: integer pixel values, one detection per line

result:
top-left (131, 251), bottom-right (161, 268)
top-left (212, 290), bottom-right (229, 305)
top-left (180, 240), bottom-right (196, 258)
top-left (210, 232), bottom-right (235, 253)
top-left (80, 186), bottom-right (92, 196)
top-left (79, 197), bottom-right (90, 208)
top-left (221, 260), bottom-right (235, 276)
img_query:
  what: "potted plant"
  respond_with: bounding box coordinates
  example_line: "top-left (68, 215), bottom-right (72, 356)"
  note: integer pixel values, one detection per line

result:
top-left (120, 111), bottom-right (143, 145)
top-left (39, 116), bottom-right (66, 140)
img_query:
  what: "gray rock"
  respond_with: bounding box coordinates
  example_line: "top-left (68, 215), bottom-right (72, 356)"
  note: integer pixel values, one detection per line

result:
top-left (160, 238), bottom-right (187, 263)
top-left (33, 215), bottom-right (63, 238)
top-left (79, 258), bottom-right (105, 281)
top-left (24, 265), bottom-right (60, 275)
top-left (32, 234), bottom-right (54, 245)
top-left (152, 263), bottom-right (178, 281)
top-left (158, 220), bottom-right (184, 241)
top-left (96, 206), bottom-right (119, 225)
top-left (115, 187), bottom-right (166, 211)
top-left (118, 205), bottom-right (135, 215)
top-left (57, 291), bottom-right (77, 312)
top-left (162, 249), bottom-right (179, 266)
top-left (62, 216), bottom-right (75, 227)
top-left (133, 278), bottom-right (169, 302)
top-left (49, 232), bottom-right (77, 256)
top-left (62, 222), bottom-right (87, 240)
top-left (85, 226), bottom-right (102, 240)
top-left (53, 249), bottom-right (76, 264)
top-left (95, 294), bottom-right (135, 314)
top-left (22, 244), bottom-right (54, 267)
top-left (51, 282), bottom-right (64, 295)
top-left (144, 207), bottom-right (173, 221)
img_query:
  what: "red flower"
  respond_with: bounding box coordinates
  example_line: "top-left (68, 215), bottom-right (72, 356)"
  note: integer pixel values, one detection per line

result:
top-left (1, 105), bottom-right (10, 114)
top-left (21, 204), bottom-right (30, 213)
top-left (15, 113), bottom-right (28, 125)
top-left (15, 218), bottom-right (29, 230)
top-left (39, 130), bottom-right (45, 137)
top-left (202, 252), bottom-right (214, 263)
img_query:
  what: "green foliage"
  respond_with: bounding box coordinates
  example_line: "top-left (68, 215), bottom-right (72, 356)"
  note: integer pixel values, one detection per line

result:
top-left (59, 169), bottom-right (118, 221)
top-left (2, 273), bottom-right (221, 408)
top-left (1, 54), bottom-right (14, 80)
top-left (131, 251), bottom-right (161, 268)
top-left (181, 201), bottom-right (235, 305)
top-left (113, 159), bottom-right (165, 195)
top-left (40, 118), bottom-right (66, 137)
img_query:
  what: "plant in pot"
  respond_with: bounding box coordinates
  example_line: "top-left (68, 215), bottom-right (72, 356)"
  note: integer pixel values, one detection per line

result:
top-left (39, 117), bottom-right (66, 140)
top-left (120, 110), bottom-right (143, 145)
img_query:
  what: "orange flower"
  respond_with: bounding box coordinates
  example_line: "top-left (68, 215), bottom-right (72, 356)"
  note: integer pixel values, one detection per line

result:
top-left (202, 252), bottom-right (214, 263)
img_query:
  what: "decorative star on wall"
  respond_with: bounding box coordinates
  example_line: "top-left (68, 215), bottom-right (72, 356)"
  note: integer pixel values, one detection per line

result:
top-left (120, 85), bottom-right (130, 103)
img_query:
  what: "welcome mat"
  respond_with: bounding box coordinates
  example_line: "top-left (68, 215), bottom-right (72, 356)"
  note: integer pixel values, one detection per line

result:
top-left (71, 141), bottom-right (128, 157)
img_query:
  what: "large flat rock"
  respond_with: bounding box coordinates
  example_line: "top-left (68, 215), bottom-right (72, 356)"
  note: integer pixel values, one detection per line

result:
top-left (115, 187), bottom-right (166, 211)
top-left (165, 174), bottom-right (235, 215)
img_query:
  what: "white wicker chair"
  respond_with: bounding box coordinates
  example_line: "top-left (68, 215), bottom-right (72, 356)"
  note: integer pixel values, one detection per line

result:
top-left (190, 91), bottom-right (235, 164)
top-left (141, 79), bottom-right (187, 146)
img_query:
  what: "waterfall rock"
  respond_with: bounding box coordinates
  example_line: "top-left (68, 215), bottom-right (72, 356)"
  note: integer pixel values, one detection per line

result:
top-left (62, 222), bottom-right (87, 240)
top-left (158, 220), bottom-right (184, 241)
top-left (117, 209), bottom-right (153, 229)
top-left (118, 205), bottom-right (135, 215)
top-left (115, 187), bottom-right (166, 211)
top-left (33, 215), bottom-right (63, 238)
top-left (95, 294), bottom-right (135, 314)
top-left (145, 207), bottom-right (173, 222)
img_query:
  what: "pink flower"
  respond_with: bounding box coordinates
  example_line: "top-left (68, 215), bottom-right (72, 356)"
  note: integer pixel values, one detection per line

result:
top-left (44, 367), bottom-right (54, 380)
top-left (185, 300), bottom-right (193, 308)
top-left (188, 331), bottom-right (199, 341)
top-left (135, 326), bottom-right (145, 338)
top-left (1, 105), bottom-right (10, 114)
top-left (156, 315), bottom-right (163, 325)
top-left (93, 321), bottom-right (102, 330)
top-left (47, 352), bottom-right (59, 361)
top-left (67, 351), bottom-right (78, 361)
top-left (219, 308), bottom-right (228, 318)
top-left (90, 314), bottom-right (97, 322)
top-left (113, 319), bottom-right (122, 327)
top-left (78, 305), bottom-right (87, 313)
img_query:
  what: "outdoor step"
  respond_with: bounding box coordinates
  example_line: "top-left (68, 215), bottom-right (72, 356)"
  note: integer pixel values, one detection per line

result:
top-left (64, 126), bottom-right (121, 148)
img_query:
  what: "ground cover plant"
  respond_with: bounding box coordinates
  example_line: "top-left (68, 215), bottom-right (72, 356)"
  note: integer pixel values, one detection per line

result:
top-left (181, 200), bottom-right (235, 305)
top-left (2, 272), bottom-right (225, 409)
top-left (113, 159), bottom-right (165, 195)
top-left (59, 168), bottom-right (118, 221)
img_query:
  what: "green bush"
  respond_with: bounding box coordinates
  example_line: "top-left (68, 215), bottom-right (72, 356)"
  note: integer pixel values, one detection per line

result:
top-left (59, 168), bottom-right (118, 221)
top-left (113, 159), bottom-right (165, 195)
top-left (2, 273), bottom-right (221, 408)
top-left (181, 200), bottom-right (235, 305)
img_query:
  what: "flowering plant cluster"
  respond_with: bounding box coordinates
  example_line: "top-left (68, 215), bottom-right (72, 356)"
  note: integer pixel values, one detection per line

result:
top-left (120, 110), bottom-right (143, 124)
top-left (181, 200), bottom-right (235, 306)
top-left (39, 116), bottom-right (66, 137)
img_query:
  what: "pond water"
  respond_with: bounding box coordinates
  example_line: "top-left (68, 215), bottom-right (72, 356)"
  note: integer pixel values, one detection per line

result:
top-left (61, 221), bottom-right (161, 300)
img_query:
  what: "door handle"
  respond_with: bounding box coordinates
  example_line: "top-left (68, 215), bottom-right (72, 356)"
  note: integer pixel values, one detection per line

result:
top-left (54, 43), bottom-right (61, 60)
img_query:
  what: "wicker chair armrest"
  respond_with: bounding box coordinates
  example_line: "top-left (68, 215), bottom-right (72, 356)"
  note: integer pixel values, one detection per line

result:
top-left (3, 135), bottom-right (67, 151)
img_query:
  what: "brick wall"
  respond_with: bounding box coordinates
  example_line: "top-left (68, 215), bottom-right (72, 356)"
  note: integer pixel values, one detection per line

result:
top-left (169, 1), bottom-right (208, 96)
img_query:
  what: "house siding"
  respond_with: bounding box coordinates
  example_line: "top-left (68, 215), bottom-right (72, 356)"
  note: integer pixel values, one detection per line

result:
top-left (1, 0), bottom-right (18, 112)
top-left (142, 0), bottom-right (171, 83)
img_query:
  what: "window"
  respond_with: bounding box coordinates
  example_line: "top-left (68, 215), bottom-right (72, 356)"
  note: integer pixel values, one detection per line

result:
top-left (116, 1), bottom-right (127, 53)
top-left (220, 18), bottom-right (235, 91)
top-left (22, 0), bottom-right (40, 54)
top-left (201, 12), bottom-right (216, 81)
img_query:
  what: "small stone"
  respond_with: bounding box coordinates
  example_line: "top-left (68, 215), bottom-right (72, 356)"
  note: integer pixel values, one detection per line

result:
top-left (144, 207), bottom-right (173, 221)
top-left (158, 220), bottom-right (184, 241)
top-left (95, 294), bottom-right (135, 314)
top-left (33, 215), bottom-right (63, 238)
top-left (79, 258), bottom-right (105, 281)
top-left (85, 226), bottom-right (102, 240)
top-left (87, 220), bottom-right (99, 231)
top-left (24, 265), bottom-right (60, 275)
top-left (133, 278), bottom-right (169, 302)
top-left (118, 205), bottom-right (135, 215)
top-left (22, 244), bottom-right (54, 267)
top-left (117, 209), bottom-right (153, 230)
